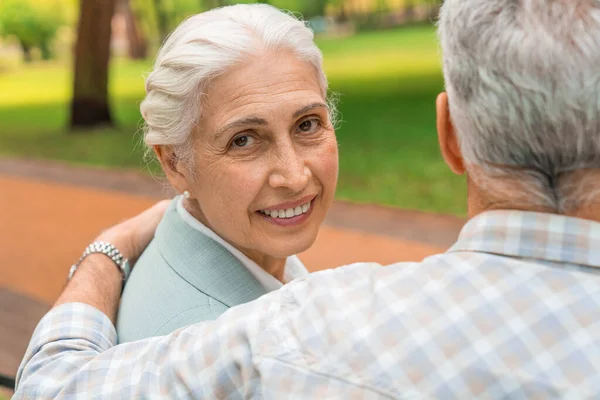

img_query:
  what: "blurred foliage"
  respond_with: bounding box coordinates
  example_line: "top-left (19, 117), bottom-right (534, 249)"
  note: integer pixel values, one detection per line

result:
top-left (268, 0), bottom-right (335, 19)
top-left (0, 0), bottom-right (443, 65)
top-left (129, 0), bottom-right (345, 44)
top-left (0, 0), bottom-right (75, 61)
top-left (0, 25), bottom-right (467, 215)
top-left (0, 2), bottom-right (456, 211)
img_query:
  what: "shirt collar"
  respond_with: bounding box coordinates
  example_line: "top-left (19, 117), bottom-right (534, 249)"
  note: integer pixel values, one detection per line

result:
top-left (448, 210), bottom-right (600, 269)
top-left (176, 196), bottom-right (309, 291)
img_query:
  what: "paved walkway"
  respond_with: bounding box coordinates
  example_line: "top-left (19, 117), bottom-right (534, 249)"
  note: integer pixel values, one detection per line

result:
top-left (0, 158), bottom-right (465, 385)
top-left (0, 158), bottom-right (465, 304)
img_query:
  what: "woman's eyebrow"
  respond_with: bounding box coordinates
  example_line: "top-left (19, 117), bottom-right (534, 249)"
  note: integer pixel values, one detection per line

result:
top-left (293, 102), bottom-right (327, 118)
top-left (215, 116), bottom-right (267, 138)
top-left (214, 103), bottom-right (327, 138)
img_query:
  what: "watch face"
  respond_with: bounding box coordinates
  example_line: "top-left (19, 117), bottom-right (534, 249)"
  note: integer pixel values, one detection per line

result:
top-left (122, 260), bottom-right (132, 281)
top-left (68, 264), bottom-right (77, 280)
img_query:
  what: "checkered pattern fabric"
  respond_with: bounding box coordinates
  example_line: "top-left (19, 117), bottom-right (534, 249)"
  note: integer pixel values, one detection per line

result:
top-left (15, 211), bottom-right (600, 398)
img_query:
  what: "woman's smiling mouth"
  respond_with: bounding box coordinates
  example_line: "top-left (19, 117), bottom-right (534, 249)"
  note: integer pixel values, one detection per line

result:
top-left (257, 196), bottom-right (316, 226)
top-left (260, 200), bottom-right (311, 218)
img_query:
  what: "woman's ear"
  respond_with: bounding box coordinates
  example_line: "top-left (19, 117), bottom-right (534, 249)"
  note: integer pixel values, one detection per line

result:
top-left (436, 92), bottom-right (466, 175)
top-left (153, 145), bottom-right (190, 194)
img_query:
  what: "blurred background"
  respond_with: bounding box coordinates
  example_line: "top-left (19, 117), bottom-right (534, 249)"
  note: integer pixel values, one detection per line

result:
top-left (0, 0), bottom-right (465, 215)
top-left (0, 1), bottom-right (466, 394)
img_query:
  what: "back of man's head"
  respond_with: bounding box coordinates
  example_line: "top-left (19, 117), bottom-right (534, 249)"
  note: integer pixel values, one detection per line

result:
top-left (438, 0), bottom-right (600, 213)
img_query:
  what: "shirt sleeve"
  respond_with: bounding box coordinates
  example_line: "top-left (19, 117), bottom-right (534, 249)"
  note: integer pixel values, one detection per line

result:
top-left (14, 292), bottom-right (282, 399)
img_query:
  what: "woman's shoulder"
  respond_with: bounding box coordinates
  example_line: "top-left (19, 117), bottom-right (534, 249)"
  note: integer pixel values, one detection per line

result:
top-left (116, 239), bottom-right (229, 343)
top-left (116, 198), bottom-right (268, 342)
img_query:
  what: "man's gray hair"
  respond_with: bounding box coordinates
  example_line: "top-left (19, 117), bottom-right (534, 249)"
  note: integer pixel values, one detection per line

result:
top-left (438, 0), bottom-right (600, 211)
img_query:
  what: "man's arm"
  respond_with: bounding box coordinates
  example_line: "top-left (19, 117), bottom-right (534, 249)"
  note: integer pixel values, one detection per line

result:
top-left (14, 296), bottom-right (280, 398)
top-left (13, 200), bottom-right (278, 398)
top-left (54, 200), bottom-right (169, 323)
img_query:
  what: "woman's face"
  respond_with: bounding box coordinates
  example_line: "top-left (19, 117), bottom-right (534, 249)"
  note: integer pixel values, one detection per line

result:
top-left (181, 51), bottom-right (338, 259)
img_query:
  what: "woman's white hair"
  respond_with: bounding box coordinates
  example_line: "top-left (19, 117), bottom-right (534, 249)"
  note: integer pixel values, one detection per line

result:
top-left (438, 0), bottom-right (600, 212)
top-left (141, 4), bottom-right (332, 166)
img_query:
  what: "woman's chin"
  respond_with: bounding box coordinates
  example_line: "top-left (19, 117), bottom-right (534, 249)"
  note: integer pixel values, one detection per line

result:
top-left (258, 233), bottom-right (318, 259)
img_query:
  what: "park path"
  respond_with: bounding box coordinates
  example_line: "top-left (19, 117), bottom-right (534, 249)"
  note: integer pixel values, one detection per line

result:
top-left (0, 158), bottom-right (465, 386)
top-left (0, 158), bottom-right (465, 304)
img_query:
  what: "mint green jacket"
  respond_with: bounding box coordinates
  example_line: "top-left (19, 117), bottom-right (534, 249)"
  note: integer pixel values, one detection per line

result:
top-left (116, 199), bottom-right (269, 343)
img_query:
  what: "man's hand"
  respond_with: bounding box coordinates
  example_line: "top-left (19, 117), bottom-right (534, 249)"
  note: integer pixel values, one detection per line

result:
top-left (54, 200), bottom-right (169, 323)
top-left (95, 200), bottom-right (170, 264)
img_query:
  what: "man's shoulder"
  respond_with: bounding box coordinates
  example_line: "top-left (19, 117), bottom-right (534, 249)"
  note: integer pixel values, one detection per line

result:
top-left (258, 253), bottom-right (600, 398)
top-left (283, 255), bottom-right (450, 298)
top-left (279, 261), bottom-right (414, 303)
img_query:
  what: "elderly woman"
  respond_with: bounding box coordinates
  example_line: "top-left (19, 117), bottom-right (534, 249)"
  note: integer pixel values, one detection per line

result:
top-left (116, 4), bottom-right (338, 342)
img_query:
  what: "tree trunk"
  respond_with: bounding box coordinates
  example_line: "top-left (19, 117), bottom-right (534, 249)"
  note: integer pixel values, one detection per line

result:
top-left (70, 0), bottom-right (117, 129)
top-left (404, 0), bottom-right (416, 22)
top-left (152, 0), bottom-right (169, 43)
top-left (122, 0), bottom-right (147, 59)
top-left (336, 3), bottom-right (349, 23)
top-left (205, 0), bottom-right (226, 8)
top-left (428, 0), bottom-right (441, 20)
top-left (40, 39), bottom-right (52, 60)
top-left (20, 41), bottom-right (32, 63)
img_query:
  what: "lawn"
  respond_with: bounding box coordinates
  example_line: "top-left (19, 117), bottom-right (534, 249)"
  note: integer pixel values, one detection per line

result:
top-left (0, 25), bottom-right (467, 215)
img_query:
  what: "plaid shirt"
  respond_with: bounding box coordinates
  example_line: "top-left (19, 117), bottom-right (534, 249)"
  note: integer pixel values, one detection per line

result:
top-left (15, 211), bottom-right (600, 399)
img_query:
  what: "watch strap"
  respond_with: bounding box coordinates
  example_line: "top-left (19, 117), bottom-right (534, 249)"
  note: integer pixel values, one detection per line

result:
top-left (69, 241), bottom-right (131, 282)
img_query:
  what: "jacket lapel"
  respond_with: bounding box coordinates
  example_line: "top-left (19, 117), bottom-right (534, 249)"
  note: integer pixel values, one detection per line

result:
top-left (154, 200), bottom-right (269, 308)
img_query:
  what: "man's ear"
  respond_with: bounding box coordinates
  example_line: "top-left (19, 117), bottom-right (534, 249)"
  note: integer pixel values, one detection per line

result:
top-left (436, 92), bottom-right (465, 175)
top-left (153, 145), bottom-right (190, 194)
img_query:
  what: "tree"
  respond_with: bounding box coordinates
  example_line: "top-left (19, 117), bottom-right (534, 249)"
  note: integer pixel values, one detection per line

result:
top-left (0, 0), bottom-right (65, 62)
top-left (120, 0), bottom-right (148, 59)
top-left (152, 0), bottom-right (170, 43)
top-left (203, 0), bottom-right (226, 8)
top-left (269, 0), bottom-right (329, 19)
top-left (404, 0), bottom-right (418, 22)
top-left (70, 0), bottom-right (117, 129)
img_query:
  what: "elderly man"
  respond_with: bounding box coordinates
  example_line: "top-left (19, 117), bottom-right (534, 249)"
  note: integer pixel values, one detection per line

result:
top-left (15, 0), bottom-right (600, 398)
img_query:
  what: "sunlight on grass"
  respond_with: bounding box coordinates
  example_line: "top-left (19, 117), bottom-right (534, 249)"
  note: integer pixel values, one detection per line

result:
top-left (0, 63), bottom-right (70, 106)
top-left (0, 25), bottom-right (466, 215)
top-left (0, 60), bottom-right (149, 107)
top-left (319, 25), bottom-right (441, 82)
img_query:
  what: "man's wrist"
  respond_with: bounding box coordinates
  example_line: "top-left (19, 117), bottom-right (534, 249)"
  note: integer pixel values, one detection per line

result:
top-left (52, 200), bottom-right (169, 325)
top-left (79, 253), bottom-right (125, 284)
top-left (69, 241), bottom-right (131, 283)
top-left (55, 254), bottom-right (124, 324)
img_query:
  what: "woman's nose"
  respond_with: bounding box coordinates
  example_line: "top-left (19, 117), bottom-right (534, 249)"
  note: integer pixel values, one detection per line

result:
top-left (268, 151), bottom-right (311, 193)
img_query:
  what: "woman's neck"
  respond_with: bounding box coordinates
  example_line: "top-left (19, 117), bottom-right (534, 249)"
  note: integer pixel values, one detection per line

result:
top-left (183, 198), bottom-right (288, 283)
top-left (242, 251), bottom-right (287, 282)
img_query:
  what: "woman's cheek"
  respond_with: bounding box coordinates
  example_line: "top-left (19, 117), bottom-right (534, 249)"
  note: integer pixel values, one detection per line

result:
top-left (222, 164), bottom-right (265, 207)
top-left (320, 138), bottom-right (339, 180)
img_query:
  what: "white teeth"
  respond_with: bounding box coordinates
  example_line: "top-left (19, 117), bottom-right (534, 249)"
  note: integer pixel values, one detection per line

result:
top-left (261, 200), bottom-right (312, 219)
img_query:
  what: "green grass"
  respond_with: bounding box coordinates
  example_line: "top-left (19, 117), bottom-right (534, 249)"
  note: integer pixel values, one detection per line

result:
top-left (0, 25), bottom-right (466, 215)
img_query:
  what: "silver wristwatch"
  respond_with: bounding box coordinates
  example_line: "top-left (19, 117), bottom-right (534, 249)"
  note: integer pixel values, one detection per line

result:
top-left (68, 241), bottom-right (132, 282)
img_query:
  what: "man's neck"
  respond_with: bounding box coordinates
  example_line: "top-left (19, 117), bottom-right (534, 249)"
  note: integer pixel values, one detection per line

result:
top-left (564, 203), bottom-right (600, 222)
top-left (466, 172), bottom-right (600, 224)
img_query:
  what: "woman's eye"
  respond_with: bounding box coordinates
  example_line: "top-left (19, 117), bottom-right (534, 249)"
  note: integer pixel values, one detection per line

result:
top-left (232, 135), bottom-right (254, 148)
top-left (298, 118), bottom-right (321, 133)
